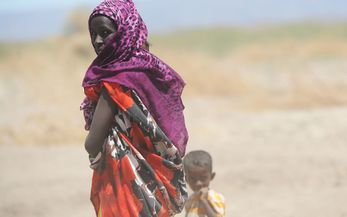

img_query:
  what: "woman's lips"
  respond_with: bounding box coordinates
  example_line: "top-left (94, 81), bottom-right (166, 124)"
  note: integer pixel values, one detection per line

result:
top-left (96, 46), bottom-right (105, 54)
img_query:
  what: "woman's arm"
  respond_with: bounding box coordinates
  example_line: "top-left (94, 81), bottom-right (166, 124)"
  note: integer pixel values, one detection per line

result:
top-left (85, 88), bottom-right (116, 157)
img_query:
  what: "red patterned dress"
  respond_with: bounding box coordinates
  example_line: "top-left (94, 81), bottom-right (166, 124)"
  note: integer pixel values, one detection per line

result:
top-left (82, 82), bottom-right (187, 217)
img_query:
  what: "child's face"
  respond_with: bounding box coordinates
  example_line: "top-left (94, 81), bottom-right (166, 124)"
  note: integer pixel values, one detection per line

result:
top-left (89, 15), bottom-right (117, 55)
top-left (185, 166), bottom-right (215, 193)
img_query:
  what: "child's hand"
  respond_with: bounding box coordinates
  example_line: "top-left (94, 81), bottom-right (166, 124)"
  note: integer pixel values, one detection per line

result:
top-left (198, 187), bottom-right (209, 201)
top-left (199, 187), bottom-right (219, 217)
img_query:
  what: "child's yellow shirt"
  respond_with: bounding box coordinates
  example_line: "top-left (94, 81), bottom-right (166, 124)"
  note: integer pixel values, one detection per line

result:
top-left (185, 189), bottom-right (225, 217)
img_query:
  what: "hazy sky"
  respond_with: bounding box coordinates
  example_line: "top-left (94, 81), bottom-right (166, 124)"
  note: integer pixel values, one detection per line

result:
top-left (1, 0), bottom-right (95, 13)
top-left (1, 0), bottom-right (347, 41)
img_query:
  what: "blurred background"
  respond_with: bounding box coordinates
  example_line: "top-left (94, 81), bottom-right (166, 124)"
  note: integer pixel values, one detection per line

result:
top-left (1, 0), bottom-right (347, 216)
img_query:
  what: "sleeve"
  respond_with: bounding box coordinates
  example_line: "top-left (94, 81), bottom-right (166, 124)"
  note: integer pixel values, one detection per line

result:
top-left (81, 85), bottom-right (102, 130)
top-left (80, 97), bottom-right (96, 130)
top-left (102, 82), bottom-right (134, 111)
top-left (207, 190), bottom-right (226, 217)
top-left (84, 85), bottom-right (102, 102)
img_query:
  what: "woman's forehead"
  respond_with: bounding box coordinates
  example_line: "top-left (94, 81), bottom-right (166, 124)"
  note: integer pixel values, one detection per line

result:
top-left (90, 15), bottom-right (116, 28)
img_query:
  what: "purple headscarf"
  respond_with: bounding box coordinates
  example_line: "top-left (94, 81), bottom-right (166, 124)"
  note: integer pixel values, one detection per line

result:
top-left (82, 0), bottom-right (188, 155)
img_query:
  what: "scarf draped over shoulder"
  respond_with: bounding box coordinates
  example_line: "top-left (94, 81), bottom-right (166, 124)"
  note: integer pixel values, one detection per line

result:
top-left (81, 0), bottom-right (188, 155)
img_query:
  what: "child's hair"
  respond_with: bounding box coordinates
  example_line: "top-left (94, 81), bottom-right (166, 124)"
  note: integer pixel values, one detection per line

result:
top-left (183, 150), bottom-right (213, 172)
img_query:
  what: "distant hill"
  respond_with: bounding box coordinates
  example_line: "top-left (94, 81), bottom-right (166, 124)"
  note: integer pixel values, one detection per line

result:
top-left (150, 22), bottom-right (347, 55)
top-left (1, 0), bottom-right (347, 42)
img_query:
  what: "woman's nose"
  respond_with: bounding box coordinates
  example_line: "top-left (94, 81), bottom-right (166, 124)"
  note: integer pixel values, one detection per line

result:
top-left (95, 34), bottom-right (103, 44)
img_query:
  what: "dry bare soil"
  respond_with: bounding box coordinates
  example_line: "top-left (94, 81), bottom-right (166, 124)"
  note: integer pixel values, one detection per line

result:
top-left (1, 22), bottom-right (347, 216)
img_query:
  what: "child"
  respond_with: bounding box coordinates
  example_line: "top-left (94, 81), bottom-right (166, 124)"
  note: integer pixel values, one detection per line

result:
top-left (80, 0), bottom-right (189, 216)
top-left (183, 150), bottom-right (225, 217)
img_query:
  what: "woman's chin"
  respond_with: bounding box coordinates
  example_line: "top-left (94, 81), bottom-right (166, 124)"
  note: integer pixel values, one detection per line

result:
top-left (95, 47), bottom-right (105, 55)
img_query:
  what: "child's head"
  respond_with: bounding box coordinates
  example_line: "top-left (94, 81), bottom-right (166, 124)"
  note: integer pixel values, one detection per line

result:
top-left (183, 150), bottom-right (215, 193)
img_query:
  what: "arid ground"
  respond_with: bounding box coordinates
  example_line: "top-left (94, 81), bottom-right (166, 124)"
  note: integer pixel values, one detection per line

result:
top-left (1, 20), bottom-right (347, 217)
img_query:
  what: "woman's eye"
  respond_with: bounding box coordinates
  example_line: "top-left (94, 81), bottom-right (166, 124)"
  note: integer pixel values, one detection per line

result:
top-left (101, 30), bottom-right (111, 37)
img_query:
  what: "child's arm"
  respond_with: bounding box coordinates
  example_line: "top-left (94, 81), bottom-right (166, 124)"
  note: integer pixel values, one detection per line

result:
top-left (199, 188), bottom-right (221, 217)
top-left (84, 88), bottom-right (116, 158)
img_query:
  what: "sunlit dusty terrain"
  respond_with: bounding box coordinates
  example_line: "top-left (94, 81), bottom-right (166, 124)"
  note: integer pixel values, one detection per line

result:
top-left (1, 19), bottom-right (347, 217)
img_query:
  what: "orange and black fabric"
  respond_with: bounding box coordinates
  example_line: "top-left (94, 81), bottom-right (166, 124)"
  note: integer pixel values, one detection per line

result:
top-left (84, 82), bottom-right (187, 217)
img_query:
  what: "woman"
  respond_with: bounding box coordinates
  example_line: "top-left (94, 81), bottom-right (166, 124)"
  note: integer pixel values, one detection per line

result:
top-left (80, 0), bottom-right (188, 216)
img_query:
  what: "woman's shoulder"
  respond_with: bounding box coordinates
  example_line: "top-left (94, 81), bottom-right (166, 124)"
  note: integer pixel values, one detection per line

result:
top-left (101, 81), bottom-right (134, 111)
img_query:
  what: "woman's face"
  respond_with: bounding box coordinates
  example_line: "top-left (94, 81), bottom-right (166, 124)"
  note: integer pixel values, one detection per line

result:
top-left (89, 15), bottom-right (117, 55)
